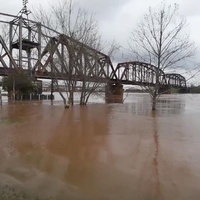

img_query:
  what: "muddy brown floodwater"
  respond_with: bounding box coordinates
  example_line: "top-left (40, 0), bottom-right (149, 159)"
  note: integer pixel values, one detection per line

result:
top-left (0, 93), bottom-right (200, 200)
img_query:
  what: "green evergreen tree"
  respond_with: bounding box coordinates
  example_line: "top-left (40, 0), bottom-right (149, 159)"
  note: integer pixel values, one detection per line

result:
top-left (2, 70), bottom-right (34, 100)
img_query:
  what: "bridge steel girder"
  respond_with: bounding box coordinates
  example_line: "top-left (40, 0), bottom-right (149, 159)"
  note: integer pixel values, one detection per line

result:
top-left (164, 73), bottom-right (186, 88)
top-left (110, 61), bottom-right (186, 88)
top-left (111, 61), bottom-right (165, 86)
top-left (0, 12), bottom-right (117, 83)
top-left (0, 12), bottom-right (186, 89)
top-left (32, 34), bottom-right (116, 83)
top-left (0, 12), bottom-right (41, 75)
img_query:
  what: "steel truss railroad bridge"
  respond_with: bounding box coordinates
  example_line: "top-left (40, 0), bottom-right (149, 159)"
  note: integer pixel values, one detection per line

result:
top-left (0, 9), bottom-right (186, 97)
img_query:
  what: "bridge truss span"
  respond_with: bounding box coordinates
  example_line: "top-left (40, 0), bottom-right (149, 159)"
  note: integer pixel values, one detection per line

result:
top-left (0, 12), bottom-right (116, 83)
top-left (0, 11), bottom-right (186, 90)
top-left (111, 61), bottom-right (186, 88)
top-left (164, 73), bottom-right (186, 88)
top-left (32, 34), bottom-right (116, 82)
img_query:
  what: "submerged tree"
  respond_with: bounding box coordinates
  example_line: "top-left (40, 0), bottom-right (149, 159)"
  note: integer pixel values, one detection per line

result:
top-left (129, 3), bottom-right (195, 110)
top-left (2, 70), bottom-right (34, 100)
top-left (33, 0), bottom-right (118, 106)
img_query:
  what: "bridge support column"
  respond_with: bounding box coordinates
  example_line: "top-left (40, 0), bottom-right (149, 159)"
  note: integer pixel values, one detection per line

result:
top-left (105, 83), bottom-right (123, 103)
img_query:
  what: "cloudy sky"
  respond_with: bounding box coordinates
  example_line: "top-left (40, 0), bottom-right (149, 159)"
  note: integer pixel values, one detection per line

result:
top-left (1, 0), bottom-right (200, 83)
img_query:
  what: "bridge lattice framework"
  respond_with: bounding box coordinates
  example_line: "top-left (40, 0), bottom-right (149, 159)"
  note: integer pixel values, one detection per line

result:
top-left (0, 12), bottom-right (186, 89)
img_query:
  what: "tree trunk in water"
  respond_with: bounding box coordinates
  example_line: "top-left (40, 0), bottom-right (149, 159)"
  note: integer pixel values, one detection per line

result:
top-left (80, 82), bottom-right (87, 105)
top-left (85, 94), bottom-right (90, 105)
top-left (54, 81), bottom-right (67, 107)
top-left (0, 89), bottom-right (2, 105)
top-left (80, 91), bottom-right (87, 105)
top-left (80, 95), bottom-right (86, 105)
top-left (58, 90), bottom-right (67, 107)
top-left (152, 94), bottom-right (157, 110)
top-left (68, 90), bottom-right (74, 105)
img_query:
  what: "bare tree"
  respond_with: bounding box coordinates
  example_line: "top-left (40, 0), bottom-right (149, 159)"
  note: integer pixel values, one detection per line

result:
top-left (33, 0), bottom-right (118, 106)
top-left (129, 3), bottom-right (195, 110)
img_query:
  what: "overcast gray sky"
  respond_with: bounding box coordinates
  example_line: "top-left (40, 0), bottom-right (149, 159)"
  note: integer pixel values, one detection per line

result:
top-left (1, 0), bottom-right (200, 46)
top-left (1, 0), bottom-right (200, 83)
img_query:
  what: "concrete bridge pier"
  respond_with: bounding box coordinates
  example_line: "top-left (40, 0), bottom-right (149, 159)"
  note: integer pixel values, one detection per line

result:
top-left (105, 83), bottom-right (123, 103)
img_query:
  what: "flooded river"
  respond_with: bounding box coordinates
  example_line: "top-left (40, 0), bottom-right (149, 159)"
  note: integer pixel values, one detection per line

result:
top-left (0, 93), bottom-right (200, 200)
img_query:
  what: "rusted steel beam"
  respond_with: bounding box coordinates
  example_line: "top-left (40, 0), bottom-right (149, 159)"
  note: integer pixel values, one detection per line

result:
top-left (114, 61), bottom-right (186, 88)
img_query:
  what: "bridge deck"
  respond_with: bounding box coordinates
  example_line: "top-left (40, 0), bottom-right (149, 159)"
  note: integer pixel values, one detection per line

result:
top-left (0, 67), bottom-right (186, 89)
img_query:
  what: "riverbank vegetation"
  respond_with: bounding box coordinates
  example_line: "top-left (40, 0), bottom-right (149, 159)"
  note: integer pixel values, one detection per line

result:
top-left (187, 85), bottom-right (200, 93)
top-left (1, 70), bottom-right (36, 100)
